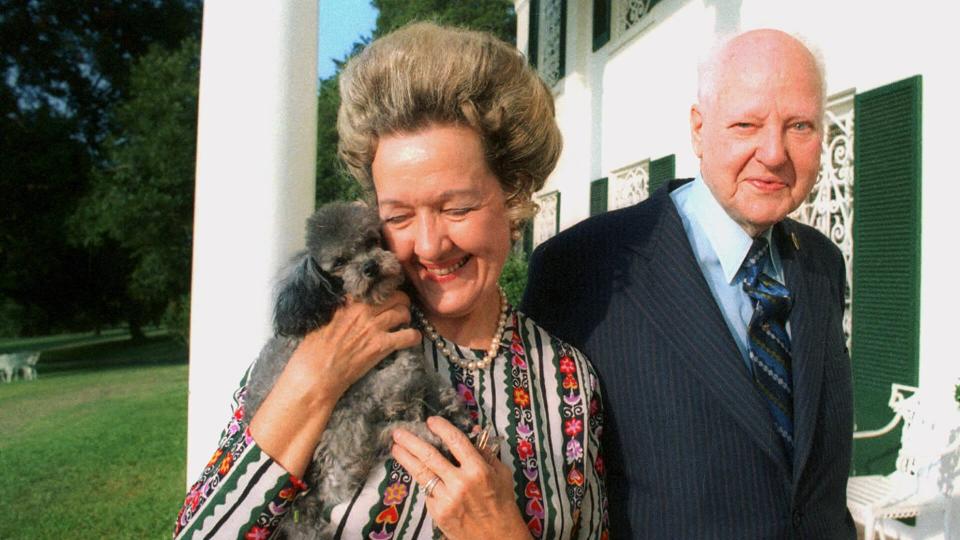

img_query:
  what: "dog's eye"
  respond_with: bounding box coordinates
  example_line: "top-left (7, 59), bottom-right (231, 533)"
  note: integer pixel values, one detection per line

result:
top-left (332, 257), bottom-right (347, 269)
top-left (364, 237), bottom-right (379, 250)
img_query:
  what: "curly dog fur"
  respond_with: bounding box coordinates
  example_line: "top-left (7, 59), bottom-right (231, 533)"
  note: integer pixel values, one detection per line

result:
top-left (242, 201), bottom-right (472, 539)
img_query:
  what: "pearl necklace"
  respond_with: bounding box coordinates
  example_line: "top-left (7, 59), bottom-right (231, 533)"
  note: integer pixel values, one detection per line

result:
top-left (413, 286), bottom-right (508, 371)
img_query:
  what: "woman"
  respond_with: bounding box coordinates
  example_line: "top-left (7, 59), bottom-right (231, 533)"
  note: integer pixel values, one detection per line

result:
top-left (174, 22), bottom-right (607, 539)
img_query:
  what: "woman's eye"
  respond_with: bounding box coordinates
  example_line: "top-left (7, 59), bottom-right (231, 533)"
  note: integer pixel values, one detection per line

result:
top-left (382, 215), bottom-right (408, 225)
top-left (445, 207), bottom-right (474, 217)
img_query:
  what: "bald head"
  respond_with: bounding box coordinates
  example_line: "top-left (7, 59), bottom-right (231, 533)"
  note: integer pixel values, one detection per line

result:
top-left (697, 29), bottom-right (825, 111)
top-left (689, 28), bottom-right (827, 237)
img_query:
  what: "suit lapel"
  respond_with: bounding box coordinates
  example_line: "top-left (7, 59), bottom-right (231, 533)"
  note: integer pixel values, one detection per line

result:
top-left (618, 191), bottom-right (790, 478)
top-left (776, 222), bottom-right (827, 487)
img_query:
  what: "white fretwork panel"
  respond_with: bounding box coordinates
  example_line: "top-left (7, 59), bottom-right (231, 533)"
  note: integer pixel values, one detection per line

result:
top-left (790, 92), bottom-right (854, 345)
top-left (534, 191), bottom-right (560, 247)
top-left (538, 0), bottom-right (564, 87)
top-left (614, 0), bottom-right (655, 36)
top-left (610, 159), bottom-right (650, 210)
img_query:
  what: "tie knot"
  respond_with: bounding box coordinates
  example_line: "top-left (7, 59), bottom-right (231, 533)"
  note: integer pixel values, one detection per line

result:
top-left (740, 237), bottom-right (793, 319)
top-left (739, 237), bottom-right (770, 287)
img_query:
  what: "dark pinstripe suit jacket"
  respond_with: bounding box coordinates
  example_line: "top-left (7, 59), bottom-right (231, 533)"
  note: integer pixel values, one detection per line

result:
top-left (521, 180), bottom-right (855, 539)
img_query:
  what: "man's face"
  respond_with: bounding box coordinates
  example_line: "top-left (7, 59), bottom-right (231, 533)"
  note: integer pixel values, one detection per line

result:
top-left (690, 32), bottom-right (824, 237)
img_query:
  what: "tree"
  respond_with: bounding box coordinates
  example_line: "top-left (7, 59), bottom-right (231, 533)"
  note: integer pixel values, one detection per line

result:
top-left (0, 0), bottom-right (202, 146)
top-left (372, 0), bottom-right (515, 43)
top-left (0, 99), bottom-right (104, 335)
top-left (0, 0), bottom-right (202, 336)
top-left (315, 75), bottom-right (364, 205)
top-left (71, 38), bottom-right (200, 341)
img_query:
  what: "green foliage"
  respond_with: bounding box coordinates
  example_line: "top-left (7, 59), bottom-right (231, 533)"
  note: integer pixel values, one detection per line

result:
top-left (163, 294), bottom-right (192, 345)
top-left (0, 99), bottom-right (130, 336)
top-left (315, 76), bottom-right (364, 206)
top-left (373, 0), bottom-right (516, 43)
top-left (0, 298), bottom-right (24, 337)
top-left (498, 253), bottom-right (529, 307)
top-left (0, 0), bottom-right (202, 146)
top-left (1, 0), bottom-right (202, 336)
top-left (71, 38), bottom-right (200, 329)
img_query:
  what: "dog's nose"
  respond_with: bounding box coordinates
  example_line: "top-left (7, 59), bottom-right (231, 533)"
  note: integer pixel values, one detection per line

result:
top-left (362, 260), bottom-right (380, 278)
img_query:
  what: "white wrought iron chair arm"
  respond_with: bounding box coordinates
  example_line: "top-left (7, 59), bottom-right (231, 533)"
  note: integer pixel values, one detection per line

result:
top-left (853, 413), bottom-right (905, 440)
top-left (852, 383), bottom-right (919, 440)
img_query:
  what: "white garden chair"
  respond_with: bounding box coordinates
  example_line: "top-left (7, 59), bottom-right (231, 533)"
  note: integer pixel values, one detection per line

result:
top-left (18, 351), bottom-right (40, 380)
top-left (0, 353), bottom-right (15, 382)
top-left (847, 383), bottom-right (959, 539)
top-left (0, 351), bottom-right (40, 382)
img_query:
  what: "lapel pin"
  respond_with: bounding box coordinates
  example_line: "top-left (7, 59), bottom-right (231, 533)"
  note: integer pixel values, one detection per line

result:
top-left (791, 232), bottom-right (801, 251)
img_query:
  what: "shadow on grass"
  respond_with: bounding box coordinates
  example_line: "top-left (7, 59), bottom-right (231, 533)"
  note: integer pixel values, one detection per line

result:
top-left (36, 335), bottom-right (188, 376)
top-left (0, 326), bottom-right (166, 354)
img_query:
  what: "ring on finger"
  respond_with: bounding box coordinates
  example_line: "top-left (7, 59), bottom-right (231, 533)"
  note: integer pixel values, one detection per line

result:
top-left (422, 475), bottom-right (441, 497)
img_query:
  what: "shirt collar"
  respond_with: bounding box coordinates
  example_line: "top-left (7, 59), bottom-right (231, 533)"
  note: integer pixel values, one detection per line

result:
top-left (686, 174), bottom-right (777, 284)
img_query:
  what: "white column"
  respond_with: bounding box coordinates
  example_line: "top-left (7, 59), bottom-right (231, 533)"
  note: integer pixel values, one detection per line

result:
top-left (187, 0), bottom-right (318, 483)
top-left (515, 0), bottom-right (531, 57)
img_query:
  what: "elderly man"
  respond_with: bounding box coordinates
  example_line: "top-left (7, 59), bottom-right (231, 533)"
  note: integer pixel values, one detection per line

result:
top-left (522, 30), bottom-right (854, 538)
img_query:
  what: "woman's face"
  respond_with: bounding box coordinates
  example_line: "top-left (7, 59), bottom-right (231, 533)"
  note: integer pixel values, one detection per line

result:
top-left (372, 124), bottom-right (512, 329)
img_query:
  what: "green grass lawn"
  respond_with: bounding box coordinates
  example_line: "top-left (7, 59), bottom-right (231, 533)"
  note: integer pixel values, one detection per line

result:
top-left (0, 333), bottom-right (188, 539)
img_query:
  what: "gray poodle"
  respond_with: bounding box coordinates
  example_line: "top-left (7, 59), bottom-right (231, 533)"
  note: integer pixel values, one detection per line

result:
top-left (242, 201), bottom-right (472, 539)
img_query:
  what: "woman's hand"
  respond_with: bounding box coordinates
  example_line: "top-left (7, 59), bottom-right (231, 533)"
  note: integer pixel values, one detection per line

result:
top-left (250, 291), bottom-right (421, 476)
top-left (391, 417), bottom-right (532, 540)
top-left (288, 291), bottom-right (420, 398)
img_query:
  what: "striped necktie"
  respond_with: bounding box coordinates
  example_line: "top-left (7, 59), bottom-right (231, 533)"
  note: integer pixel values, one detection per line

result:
top-left (739, 237), bottom-right (795, 463)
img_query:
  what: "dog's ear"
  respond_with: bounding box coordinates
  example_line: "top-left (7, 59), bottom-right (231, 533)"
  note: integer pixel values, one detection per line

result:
top-left (273, 252), bottom-right (345, 337)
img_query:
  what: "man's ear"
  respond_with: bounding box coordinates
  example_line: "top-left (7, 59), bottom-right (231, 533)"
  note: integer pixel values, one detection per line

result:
top-left (690, 104), bottom-right (704, 159)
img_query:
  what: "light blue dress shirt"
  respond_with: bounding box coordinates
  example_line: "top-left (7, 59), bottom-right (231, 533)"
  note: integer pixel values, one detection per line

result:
top-left (670, 176), bottom-right (787, 372)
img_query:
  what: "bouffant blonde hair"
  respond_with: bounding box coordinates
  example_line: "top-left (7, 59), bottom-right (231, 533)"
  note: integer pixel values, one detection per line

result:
top-left (337, 22), bottom-right (562, 228)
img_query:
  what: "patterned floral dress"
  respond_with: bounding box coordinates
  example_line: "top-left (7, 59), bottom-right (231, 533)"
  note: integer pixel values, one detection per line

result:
top-left (173, 308), bottom-right (608, 539)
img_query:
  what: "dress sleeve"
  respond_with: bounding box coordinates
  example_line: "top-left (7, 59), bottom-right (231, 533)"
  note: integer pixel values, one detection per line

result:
top-left (173, 368), bottom-right (308, 540)
top-left (575, 359), bottom-right (610, 540)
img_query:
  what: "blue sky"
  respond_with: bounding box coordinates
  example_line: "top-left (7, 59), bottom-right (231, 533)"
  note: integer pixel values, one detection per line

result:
top-left (318, 0), bottom-right (378, 80)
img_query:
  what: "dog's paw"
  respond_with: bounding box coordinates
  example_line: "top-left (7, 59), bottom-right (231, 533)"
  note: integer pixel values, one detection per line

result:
top-left (380, 421), bottom-right (442, 450)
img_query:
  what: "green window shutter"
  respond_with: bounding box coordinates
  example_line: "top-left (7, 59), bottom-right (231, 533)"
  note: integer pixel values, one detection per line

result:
top-left (558, 0), bottom-right (567, 79)
top-left (851, 75), bottom-right (922, 475)
top-left (528, 0), bottom-right (539, 68)
top-left (529, 0), bottom-right (565, 82)
top-left (592, 0), bottom-right (611, 51)
top-left (648, 154), bottom-right (676, 194)
top-left (590, 178), bottom-right (608, 216)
